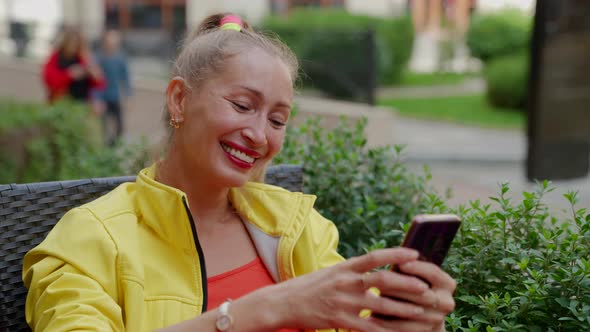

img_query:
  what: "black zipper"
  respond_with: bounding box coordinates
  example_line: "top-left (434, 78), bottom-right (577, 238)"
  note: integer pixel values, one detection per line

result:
top-left (182, 197), bottom-right (208, 313)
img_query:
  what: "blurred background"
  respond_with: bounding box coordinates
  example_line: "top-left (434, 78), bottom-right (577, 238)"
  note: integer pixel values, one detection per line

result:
top-left (0, 0), bottom-right (588, 211)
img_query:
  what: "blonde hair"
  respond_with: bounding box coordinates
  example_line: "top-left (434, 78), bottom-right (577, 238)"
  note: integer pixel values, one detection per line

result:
top-left (171, 13), bottom-right (298, 93)
top-left (165, 13), bottom-right (298, 182)
top-left (55, 26), bottom-right (85, 54)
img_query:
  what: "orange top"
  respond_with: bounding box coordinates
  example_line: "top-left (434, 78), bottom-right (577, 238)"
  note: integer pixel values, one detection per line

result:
top-left (207, 257), bottom-right (299, 332)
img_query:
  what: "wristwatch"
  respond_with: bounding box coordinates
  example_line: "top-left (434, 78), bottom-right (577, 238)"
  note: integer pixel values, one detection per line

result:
top-left (216, 299), bottom-right (234, 331)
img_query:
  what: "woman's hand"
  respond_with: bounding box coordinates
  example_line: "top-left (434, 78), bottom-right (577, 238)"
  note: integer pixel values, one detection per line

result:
top-left (388, 260), bottom-right (457, 331)
top-left (68, 64), bottom-right (87, 80)
top-left (261, 247), bottom-right (444, 331)
top-left (158, 248), bottom-right (456, 332)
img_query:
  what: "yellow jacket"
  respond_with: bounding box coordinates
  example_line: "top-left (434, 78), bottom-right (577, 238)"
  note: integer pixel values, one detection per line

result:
top-left (23, 165), bottom-right (345, 331)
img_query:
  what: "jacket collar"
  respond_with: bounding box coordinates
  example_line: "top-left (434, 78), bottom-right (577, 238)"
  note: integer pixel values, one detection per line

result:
top-left (230, 182), bottom-right (317, 282)
top-left (134, 164), bottom-right (195, 250)
top-left (133, 164), bottom-right (317, 253)
top-left (229, 182), bottom-right (316, 235)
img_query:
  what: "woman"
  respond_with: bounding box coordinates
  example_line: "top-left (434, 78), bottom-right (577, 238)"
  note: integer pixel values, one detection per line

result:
top-left (23, 14), bottom-right (456, 331)
top-left (42, 26), bottom-right (104, 103)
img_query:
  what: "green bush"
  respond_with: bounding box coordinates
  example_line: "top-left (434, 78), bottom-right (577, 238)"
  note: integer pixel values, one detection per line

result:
top-left (274, 116), bottom-right (443, 257)
top-left (467, 9), bottom-right (532, 63)
top-left (297, 29), bottom-right (377, 100)
top-left (485, 53), bottom-right (529, 109)
top-left (0, 99), bottom-right (151, 183)
top-left (275, 116), bottom-right (590, 330)
top-left (261, 9), bottom-right (413, 100)
top-left (448, 184), bottom-right (590, 331)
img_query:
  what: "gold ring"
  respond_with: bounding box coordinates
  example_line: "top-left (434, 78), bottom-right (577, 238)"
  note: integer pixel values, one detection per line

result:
top-left (361, 273), bottom-right (370, 290)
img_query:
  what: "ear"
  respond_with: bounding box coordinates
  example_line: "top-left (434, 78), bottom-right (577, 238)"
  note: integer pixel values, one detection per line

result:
top-left (166, 77), bottom-right (189, 124)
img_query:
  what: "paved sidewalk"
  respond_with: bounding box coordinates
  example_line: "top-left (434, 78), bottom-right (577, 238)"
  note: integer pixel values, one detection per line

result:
top-left (377, 77), bottom-right (486, 99)
top-left (392, 117), bottom-right (525, 163)
top-left (392, 116), bottom-right (590, 213)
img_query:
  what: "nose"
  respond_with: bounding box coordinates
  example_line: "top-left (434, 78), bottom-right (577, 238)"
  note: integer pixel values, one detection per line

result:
top-left (241, 115), bottom-right (268, 148)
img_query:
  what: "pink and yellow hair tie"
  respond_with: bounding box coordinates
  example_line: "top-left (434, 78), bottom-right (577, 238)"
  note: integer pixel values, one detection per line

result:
top-left (220, 15), bottom-right (243, 32)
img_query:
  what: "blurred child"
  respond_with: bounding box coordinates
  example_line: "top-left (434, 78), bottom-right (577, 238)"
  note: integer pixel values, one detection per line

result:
top-left (93, 29), bottom-right (132, 146)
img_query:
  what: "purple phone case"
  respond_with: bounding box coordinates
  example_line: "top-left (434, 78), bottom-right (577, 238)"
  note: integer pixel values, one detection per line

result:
top-left (400, 214), bottom-right (461, 267)
top-left (372, 214), bottom-right (461, 321)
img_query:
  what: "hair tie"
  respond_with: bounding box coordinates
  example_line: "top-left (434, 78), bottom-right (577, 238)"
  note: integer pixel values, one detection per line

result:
top-left (220, 15), bottom-right (243, 32)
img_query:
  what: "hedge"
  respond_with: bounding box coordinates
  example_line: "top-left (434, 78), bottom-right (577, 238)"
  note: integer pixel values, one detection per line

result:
top-left (261, 9), bottom-right (413, 100)
top-left (467, 9), bottom-right (532, 63)
top-left (485, 52), bottom-right (529, 110)
top-left (0, 99), bottom-right (150, 184)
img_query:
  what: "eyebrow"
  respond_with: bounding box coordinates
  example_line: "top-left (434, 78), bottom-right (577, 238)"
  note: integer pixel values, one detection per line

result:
top-left (237, 85), bottom-right (292, 109)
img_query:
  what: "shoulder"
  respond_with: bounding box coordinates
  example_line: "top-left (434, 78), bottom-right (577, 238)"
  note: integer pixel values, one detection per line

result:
top-left (233, 182), bottom-right (339, 234)
top-left (51, 182), bottom-right (139, 241)
top-left (81, 182), bottom-right (138, 223)
top-left (242, 181), bottom-right (300, 194)
top-left (25, 182), bottom-right (140, 267)
top-left (234, 181), bottom-right (317, 215)
top-left (117, 52), bottom-right (129, 60)
top-left (43, 51), bottom-right (59, 65)
top-left (35, 182), bottom-right (141, 256)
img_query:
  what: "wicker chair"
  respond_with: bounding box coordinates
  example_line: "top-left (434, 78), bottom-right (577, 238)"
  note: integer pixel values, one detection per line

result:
top-left (0, 164), bottom-right (303, 332)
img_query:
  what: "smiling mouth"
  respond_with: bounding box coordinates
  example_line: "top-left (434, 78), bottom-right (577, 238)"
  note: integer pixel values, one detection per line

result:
top-left (221, 143), bottom-right (257, 164)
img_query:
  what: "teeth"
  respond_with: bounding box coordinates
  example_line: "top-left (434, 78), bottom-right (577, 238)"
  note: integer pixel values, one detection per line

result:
top-left (222, 144), bottom-right (255, 163)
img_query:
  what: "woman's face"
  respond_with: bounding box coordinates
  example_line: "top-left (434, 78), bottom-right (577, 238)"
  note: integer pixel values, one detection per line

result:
top-left (170, 47), bottom-right (293, 188)
top-left (62, 35), bottom-right (81, 57)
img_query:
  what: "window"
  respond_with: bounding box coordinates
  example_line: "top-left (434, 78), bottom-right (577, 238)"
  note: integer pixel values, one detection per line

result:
top-left (104, 0), bottom-right (186, 32)
top-left (130, 4), bottom-right (162, 28)
top-left (105, 3), bottom-right (120, 29)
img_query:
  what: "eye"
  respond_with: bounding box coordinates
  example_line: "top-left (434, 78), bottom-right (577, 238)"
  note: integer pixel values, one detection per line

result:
top-left (231, 101), bottom-right (251, 112)
top-left (269, 118), bottom-right (287, 128)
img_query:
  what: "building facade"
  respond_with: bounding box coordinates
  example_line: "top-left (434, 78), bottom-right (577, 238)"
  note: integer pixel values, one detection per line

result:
top-left (0, 0), bottom-right (535, 60)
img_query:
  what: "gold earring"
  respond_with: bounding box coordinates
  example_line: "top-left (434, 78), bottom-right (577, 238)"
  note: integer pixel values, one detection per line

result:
top-left (169, 117), bottom-right (181, 129)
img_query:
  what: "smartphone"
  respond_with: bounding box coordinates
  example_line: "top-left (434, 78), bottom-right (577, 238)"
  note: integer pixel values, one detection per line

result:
top-left (372, 214), bottom-right (461, 320)
top-left (397, 214), bottom-right (461, 267)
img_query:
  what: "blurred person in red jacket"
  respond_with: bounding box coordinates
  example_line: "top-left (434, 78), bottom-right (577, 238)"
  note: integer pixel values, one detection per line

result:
top-left (42, 26), bottom-right (105, 104)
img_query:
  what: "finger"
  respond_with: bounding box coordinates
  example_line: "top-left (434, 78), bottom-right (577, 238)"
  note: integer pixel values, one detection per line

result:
top-left (379, 289), bottom-right (437, 307)
top-left (330, 311), bottom-right (388, 332)
top-left (411, 308), bottom-right (447, 325)
top-left (347, 248), bottom-right (419, 273)
top-left (365, 270), bottom-right (429, 294)
top-left (394, 288), bottom-right (456, 316)
top-left (432, 288), bottom-right (456, 314)
top-left (369, 317), bottom-right (436, 332)
top-left (364, 291), bottom-right (426, 320)
top-left (398, 261), bottom-right (456, 291)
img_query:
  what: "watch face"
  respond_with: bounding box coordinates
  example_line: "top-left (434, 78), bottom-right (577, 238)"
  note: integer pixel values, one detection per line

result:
top-left (216, 315), bottom-right (232, 331)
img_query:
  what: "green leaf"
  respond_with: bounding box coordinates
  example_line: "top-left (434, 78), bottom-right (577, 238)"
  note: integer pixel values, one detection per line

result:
top-left (458, 295), bottom-right (482, 305)
top-left (555, 297), bottom-right (570, 308)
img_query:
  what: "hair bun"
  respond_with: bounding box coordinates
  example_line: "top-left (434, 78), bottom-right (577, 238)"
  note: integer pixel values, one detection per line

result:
top-left (219, 15), bottom-right (243, 31)
top-left (189, 13), bottom-right (252, 41)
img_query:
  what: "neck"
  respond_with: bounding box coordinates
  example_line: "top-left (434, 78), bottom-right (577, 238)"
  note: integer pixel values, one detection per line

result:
top-left (156, 148), bottom-right (232, 226)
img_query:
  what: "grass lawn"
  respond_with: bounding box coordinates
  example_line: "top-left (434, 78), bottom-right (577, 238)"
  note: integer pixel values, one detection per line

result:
top-left (398, 71), bottom-right (480, 87)
top-left (379, 94), bottom-right (526, 129)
